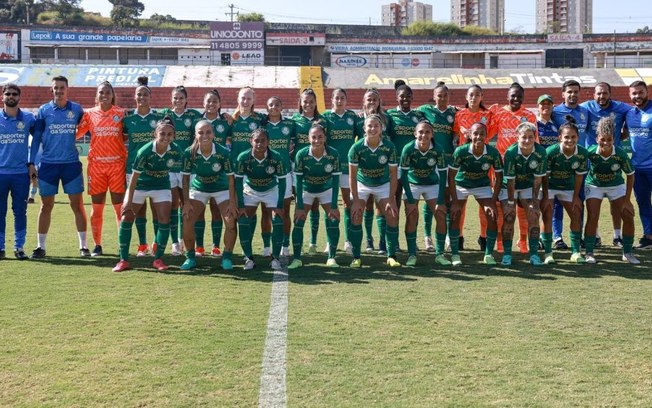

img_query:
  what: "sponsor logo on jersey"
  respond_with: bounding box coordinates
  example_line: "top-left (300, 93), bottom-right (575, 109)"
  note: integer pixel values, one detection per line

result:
top-left (378, 155), bottom-right (388, 164)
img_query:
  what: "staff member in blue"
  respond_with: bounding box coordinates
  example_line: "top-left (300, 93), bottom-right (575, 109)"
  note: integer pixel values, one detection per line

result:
top-left (626, 80), bottom-right (652, 249)
top-left (30, 76), bottom-right (89, 258)
top-left (0, 84), bottom-right (39, 260)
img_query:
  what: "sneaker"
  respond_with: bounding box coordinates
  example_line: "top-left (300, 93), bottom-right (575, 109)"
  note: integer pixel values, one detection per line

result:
top-left (221, 258), bottom-right (233, 270)
top-left (553, 238), bottom-right (569, 250)
top-left (544, 254), bottom-right (556, 264)
top-left (350, 258), bottom-right (362, 268)
top-left (288, 259), bottom-right (303, 269)
top-left (529, 254), bottom-right (544, 266)
top-left (406, 255), bottom-right (417, 266)
top-left (570, 252), bottom-right (586, 263)
top-left (458, 236), bottom-right (465, 251)
top-left (14, 249), bottom-right (28, 260)
top-left (112, 260), bottom-right (131, 272)
top-left (211, 246), bottom-right (222, 257)
top-left (281, 246), bottom-right (290, 257)
top-left (435, 254), bottom-right (451, 266)
top-left (91, 245), bottom-right (103, 257)
top-left (171, 243), bottom-right (182, 256)
top-left (585, 253), bottom-right (597, 264)
top-left (483, 254), bottom-right (496, 265)
top-left (30, 247), bottom-right (46, 259)
top-left (612, 237), bottom-right (623, 248)
top-left (501, 254), bottom-right (512, 266)
top-left (244, 257), bottom-right (256, 270)
top-left (152, 258), bottom-right (169, 271)
top-left (326, 258), bottom-right (339, 267)
top-left (595, 236), bottom-right (602, 248)
top-left (622, 253), bottom-right (640, 264)
top-left (477, 236), bottom-right (487, 252)
top-left (377, 240), bottom-right (387, 255)
top-left (386, 257), bottom-right (401, 267)
top-left (308, 244), bottom-right (318, 255)
top-left (451, 254), bottom-right (462, 266)
top-left (137, 244), bottom-right (150, 257)
top-left (263, 247), bottom-right (272, 257)
top-left (27, 198), bottom-right (35, 204)
top-left (366, 238), bottom-right (375, 253)
top-left (271, 258), bottom-right (282, 270)
top-left (195, 247), bottom-right (206, 257)
top-left (635, 237), bottom-right (652, 250)
top-left (517, 240), bottom-right (528, 254)
top-left (344, 241), bottom-right (353, 255)
top-left (445, 235), bottom-right (451, 252)
top-left (424, 236), bottom-right (435, 252)
top-left (80, 247), bottom-right (91, 257)
top-left (180, 258), bottom-right (197, 270)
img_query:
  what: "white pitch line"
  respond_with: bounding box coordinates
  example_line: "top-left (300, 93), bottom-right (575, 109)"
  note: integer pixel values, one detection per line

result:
top-left (258, 267), bottom-right (288, 408)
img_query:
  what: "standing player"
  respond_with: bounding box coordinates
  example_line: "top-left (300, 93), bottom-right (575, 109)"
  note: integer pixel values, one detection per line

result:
top-left (179, 120), bottom-right (237, 270)
top-left (583, 117), bottom-right (638, 264)
top-left (400, 120), bottom-right (448, 266)
top-left (112, 116), bottom-right (183, 272)
top-left (31, 76), bottom-right (89, 258)
top-left (75, 81), bottom-right (126, 257)
top-left (289, 123), bottom-right (341, 269)
top-left (348, 115), bottom-right (400, 267)
top-left (0, 84), bottom-right (38, 260)
top-left (417, 81), bottom-right (456, 252)
top-left (499, 122), bottom-right (547, 266)
top-left (625, 80), bottom-right (652, 249)
top-left (235, 128), bottom-right (288, 271)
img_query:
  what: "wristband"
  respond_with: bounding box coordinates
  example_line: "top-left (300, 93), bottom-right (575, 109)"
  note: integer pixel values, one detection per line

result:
top-left (507, 200), bottom-right (515, 205)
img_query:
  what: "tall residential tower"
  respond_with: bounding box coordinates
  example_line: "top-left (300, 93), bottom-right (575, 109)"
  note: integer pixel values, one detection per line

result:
top-left (450, 0), bottom-right (505, 33)
top-left (536, 0), bottom-right (593, 34)
top-left (382, 0), bottom-right (433, 27)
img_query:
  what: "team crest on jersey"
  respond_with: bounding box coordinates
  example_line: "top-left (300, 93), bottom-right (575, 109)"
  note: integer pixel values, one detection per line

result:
top-left (427, 158), bottom-right (436, 166)
top-left (16, 121), bottom-right (25, 130)
top-left (249, 122), bottom-right (258, 131)
top-left (166, 159), bottom-right (175, 168)
top-left (216, 124), bottom-right (225, 133)
top-left (149, 120), bottom-right (157, 128)
top-left (347, 117), bottom-right (354, 126)
top-left (324, 163), bottom-right (333, 173)
top-left (412, 116), bottom-right (419, 124)
top-left (281, 126), bottom-right (290, 135)
top-left (378, 155), bottom-right (388, 164)
top-left (447, 115), bottom-right (454, 124)
top-left (113, 115), bottom-right (120, 123)
top-left (67, 111), bottom-right (75, 120)
top-left (266, 165), bottom-right (275, 174)
top-left (580, 113), bottom-right (586, 120)
top-left (529, 160), bottom-right (539, 169)
top-left (184, 118), bottom-right (192, 127)
top-left (611, 163), bottom-right (620, 171)
top-left (520, 117), bottom-right (528, 123)
top-left (212, 163), bottom-right (222, 172)
top-left (482, 163), bottom-right (490, 171)
top-left (480, 116), bottom-right (487, 124)
top-left (571, 162), bottom-right (580, 170)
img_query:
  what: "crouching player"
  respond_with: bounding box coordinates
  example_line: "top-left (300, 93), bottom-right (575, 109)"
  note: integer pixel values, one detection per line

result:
top-left (448, 122), bottom-right (502, 266)
top-left (289, 123), bottom-right (341, 269)
top-left (542, 117), bottom-right (588, 263)
top-left (180, 120), bottom-right (238, 271)
top-left (112, 116), bottom-right (183, 272)
top-left (584, 116), bottom-right (639, 264)
top-left (500, 122), bottom-right (548, 266)
top-left (400, 120), bottom-right (448, 266)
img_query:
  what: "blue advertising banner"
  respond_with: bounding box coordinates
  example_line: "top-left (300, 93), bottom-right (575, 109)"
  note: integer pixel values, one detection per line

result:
top-left (29, 30), bottom-right (148, 43)
top-left (0, 65), bottom-right (166, 87)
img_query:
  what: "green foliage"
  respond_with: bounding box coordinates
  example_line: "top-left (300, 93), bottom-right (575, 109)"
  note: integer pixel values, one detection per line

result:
top-left (636, 25), bottom-right (650, 34)
top-left (237, 12), bottom-right (264, 22)
top-left (0, 0), bottom-right (36, 24)
top-left (401, 21), bottom-right (465, 36)
top-left (462, 24), bottom-right (498, 35)
top-left (149, 12), bottom-right (176, 25)
top-left (108, 0), bottom-right (144, 27)
top-left (36, 9), bottom-right (110, 26)
top-left (139, 19), bottom-right (204, 30)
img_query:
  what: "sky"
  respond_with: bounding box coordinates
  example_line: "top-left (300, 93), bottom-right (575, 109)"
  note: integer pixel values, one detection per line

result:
top-left (79, 0), bottom-right (651, 34)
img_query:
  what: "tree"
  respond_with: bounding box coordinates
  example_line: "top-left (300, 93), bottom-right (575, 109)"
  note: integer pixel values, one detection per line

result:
top-left (150, 12), bottom-right (176, 25)
top-left (401, 21), bottom-right (464, 37)
top-left (237, 12), bottom-right (264, 22)
top-left (50, 0), bottom-right (83, 23)
top-left (109, 0), bottom-right (144, 27)
top-left (636, 25), bottom-right (650, 34)
top-left (462, 25), bottom-right (497, 36)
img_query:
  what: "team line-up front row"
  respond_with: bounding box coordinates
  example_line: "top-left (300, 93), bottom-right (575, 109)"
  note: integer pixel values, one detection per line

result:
top-left (0, 76), bottom-right (649, 272)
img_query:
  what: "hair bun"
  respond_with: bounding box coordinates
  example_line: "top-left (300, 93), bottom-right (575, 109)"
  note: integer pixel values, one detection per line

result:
top-left (137, 76), bottom-right (148, 86)
top-left (564, 115), bottom-right (576, 125)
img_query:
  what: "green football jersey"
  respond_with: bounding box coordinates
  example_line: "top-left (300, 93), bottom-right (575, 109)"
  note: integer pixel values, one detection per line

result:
top-left (348, 138), bottom-right (398, 187)
top-left (387, 108), bottom-right (424, 158)
top-left (160, 108), bottom-right (202, 151)
top-left (181, 143), bottom-right (233, 193)
top-left (450, 143), bottom-right (503, 189)
top-left (586, 145), bottom-right (634, 187)
top-left (323, 109), bottom-right (360, 175)
top-left (132, 141), bottom-right (183, 191)
top-left (417, 104), bottom-right (456, 163)
top-left (194, 114), bottom-right (231, 147)
top-left (290, 113), bottom-right (326, 161)
top-left (230, 113), bottom-right (266, 160)
top-left (294, 145), bottom-right (341, 193)
top-left (400, 141), bottom-right (447, 186)
top-left (235, 148), bottom-right (287, 192)
top-left (123, 110), bottom-right (163, 173)
top-left (546, 144), bottom-right (589, 191)
top-left (503, 143), bottom-right (548, 190)
top-left (265, 118), bottom-right (295, 170)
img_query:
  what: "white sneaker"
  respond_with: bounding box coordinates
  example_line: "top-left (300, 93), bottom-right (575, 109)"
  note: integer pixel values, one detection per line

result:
top-left (171, 243), bottom-right (182, 256)
top-left (323, 243), bottom-right (330, 254)
top-left (263, 247), bottom-right (272, 257)
top-left (585, 253), bottom-right (597, 264)
top-left (424, 236), bottom-right (435, 252)
top-left (271, 258), bottom-right (283, 270)
top-left (244, 257), bottom-right (255, 270)
top-left (281, 246), bottom-right (290, 257)
top-left (622, 253), bottom-right (641, 264)
top-left (445, 235), bottom-right (451, 252)
top-left (344, 240), bottom-right (353, 255)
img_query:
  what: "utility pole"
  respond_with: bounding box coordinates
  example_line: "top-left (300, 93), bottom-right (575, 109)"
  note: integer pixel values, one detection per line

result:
top-left (226, 4), bottom-right (239, 22)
